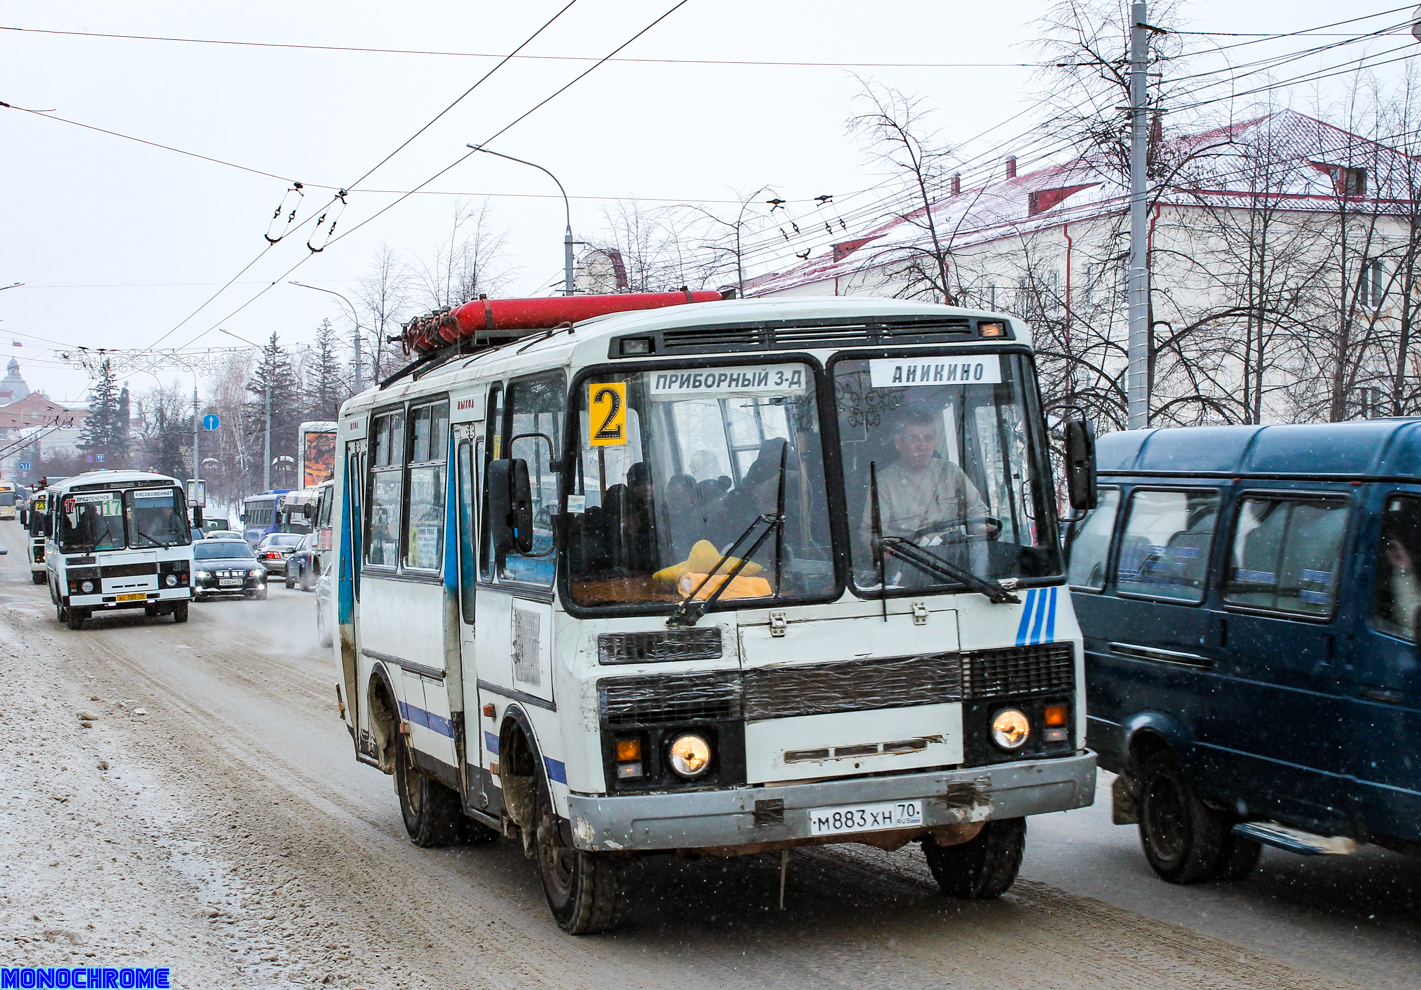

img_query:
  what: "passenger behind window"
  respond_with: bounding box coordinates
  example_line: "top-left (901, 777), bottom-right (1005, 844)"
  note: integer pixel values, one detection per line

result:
top-left (1374, 499), bottom-right (1421, 640)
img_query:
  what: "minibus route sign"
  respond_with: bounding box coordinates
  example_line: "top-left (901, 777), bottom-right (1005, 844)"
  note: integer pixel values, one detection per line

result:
top-left (650, 366), bottom-right (807, 395)
top-left (869, 356), bottom-right (1002, 388)
top-left (588, 382), bottom-right (628, 447)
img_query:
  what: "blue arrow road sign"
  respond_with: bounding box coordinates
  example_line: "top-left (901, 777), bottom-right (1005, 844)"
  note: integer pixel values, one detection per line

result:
top-left (202, 414), bottom-right (220, 431)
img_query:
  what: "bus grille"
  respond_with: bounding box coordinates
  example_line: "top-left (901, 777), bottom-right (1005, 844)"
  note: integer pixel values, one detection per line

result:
top-left (598, 643), bottom-right (1072, 725)
top-left (599, 674), bottom-right (741, 726)
top-left (964, 643), bottom-right (1075, 698)
top-left (742, 652), bottom-right (962, 720)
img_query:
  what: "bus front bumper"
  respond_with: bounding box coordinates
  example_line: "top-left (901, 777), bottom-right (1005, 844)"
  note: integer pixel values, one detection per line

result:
top-left (565, 751), bottom-right (1096, 853)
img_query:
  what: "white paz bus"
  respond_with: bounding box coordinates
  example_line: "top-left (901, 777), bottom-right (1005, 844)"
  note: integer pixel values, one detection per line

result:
top-left (44, 471), bottom-right (195, 629)
top-left (333, 293), bottom-right (1098, 933)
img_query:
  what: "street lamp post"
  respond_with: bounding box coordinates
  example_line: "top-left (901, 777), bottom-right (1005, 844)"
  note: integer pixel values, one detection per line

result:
top-left (467, 144), bottom-right (574, 295)
top-left (288, 281), bottom-right (365, 392)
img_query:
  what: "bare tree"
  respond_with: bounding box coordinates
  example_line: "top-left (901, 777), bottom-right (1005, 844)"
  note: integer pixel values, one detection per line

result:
top-left (584, 200), bottom-right (708, 293)
top-left (410, 200), bottom-right (515, 309)
top-left (356, 241), bottom-right (411, 383)
top-left (847, 82), bottom-right (961, 304)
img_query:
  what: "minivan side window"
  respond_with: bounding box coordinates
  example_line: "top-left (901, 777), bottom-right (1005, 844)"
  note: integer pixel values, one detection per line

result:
top-left (1067, 487), bottom-right (1120, 591)
top-left (1114, 489), bottom-right (1219, 603)
top-left (1372, 495), bottom-right (1421, 641)
top-left (1225, 496), bottom-right (1349, 618)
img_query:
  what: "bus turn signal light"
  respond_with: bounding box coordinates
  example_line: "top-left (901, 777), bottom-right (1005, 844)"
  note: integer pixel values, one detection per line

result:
top-left (1043, 704), bottom-right (1069, 727)
top-left (615, 739), bottom-right (641, 762)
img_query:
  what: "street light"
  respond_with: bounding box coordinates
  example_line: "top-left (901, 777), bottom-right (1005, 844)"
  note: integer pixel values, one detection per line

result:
top-left (288, 281), bottom-right (365, 392)
top-left (467, 144), bottom-right (575, 295)
top-left (219, 328), bottom-right (273, 491)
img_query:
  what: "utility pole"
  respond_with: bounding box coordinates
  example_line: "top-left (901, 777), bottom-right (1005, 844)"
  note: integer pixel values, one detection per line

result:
top-left (264, 377), bottom-right (272, 491)
top-left (1127, 0), bottom-right (1150, 430)
top-left (192, 386), bottom-right (199, 485)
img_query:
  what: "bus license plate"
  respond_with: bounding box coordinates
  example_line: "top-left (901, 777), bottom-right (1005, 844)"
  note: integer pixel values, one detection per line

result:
top-left (807, 800), bottom-right (924, 836)
top-left (116, 593), bottom-right (147, 602)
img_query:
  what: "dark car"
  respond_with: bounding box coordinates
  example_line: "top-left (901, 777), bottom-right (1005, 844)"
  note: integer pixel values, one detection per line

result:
top-left (1066, 421), bottom-right (1421, 884)
top-left (255, 532), bottom-right (304, 576)
top-left (192, 539), bottom-right (268, 600)
top-left (286, 533), bottom-right (320, 591)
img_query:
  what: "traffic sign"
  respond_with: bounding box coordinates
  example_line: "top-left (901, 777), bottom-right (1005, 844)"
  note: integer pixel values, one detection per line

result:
top-left (17, 461), bottom-right (30, 471)
top-left (202, 414), bottom-right (220, 431)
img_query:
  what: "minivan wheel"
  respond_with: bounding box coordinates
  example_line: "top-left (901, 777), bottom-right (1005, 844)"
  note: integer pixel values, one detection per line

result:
top-left (535, 776), bottom-right (623, 934)
top-left (1213, 830), bottom-right (1262, 881)
top-left (922, 817), bottom-right (1026, 899)
top-left (1137, 750), bottom-right (1227, 884)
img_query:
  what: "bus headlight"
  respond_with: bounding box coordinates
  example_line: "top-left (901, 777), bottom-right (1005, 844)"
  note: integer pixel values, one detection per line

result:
top-left (164, 573), bottom-right (178, 587)
top-left (80, 580), bottom-right (95, 594)
top-left (990, 709), bottom-right (1031, 750)
top-left (668, 733), bottom-right (712, 778)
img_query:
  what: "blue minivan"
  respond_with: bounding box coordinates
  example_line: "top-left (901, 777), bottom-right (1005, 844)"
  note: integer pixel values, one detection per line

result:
top-left (1066, 422), bottom-right (1421, 883)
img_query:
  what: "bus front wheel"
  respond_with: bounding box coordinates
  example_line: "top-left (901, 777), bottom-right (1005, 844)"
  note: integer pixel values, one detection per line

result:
top-left (65, 607), bottom-right (88, 631)
top-left (922, 817), bottom-right (1026, 900)
top-left (535, 776), bottom-right (624, 934)
top-left (31, 571), bottom-right (45, 585)
top-left (172, 602), bottom-right (189, 623)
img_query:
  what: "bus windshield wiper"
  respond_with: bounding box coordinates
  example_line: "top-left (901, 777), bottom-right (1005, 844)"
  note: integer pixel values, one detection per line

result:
top-left (667, 443), bottom-right (788, 627)
top-left (868, 462), bottom-right (1019, 606)
top-left (137, 526), bottom-right (179, 548)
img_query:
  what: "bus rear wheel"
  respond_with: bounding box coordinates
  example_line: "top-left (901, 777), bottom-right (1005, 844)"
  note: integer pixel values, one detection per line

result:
top-left (535, 776), bottom-right (624, 934)
top-left (31, 571), bottom-right (45, 585)
top-left (394, 734), bottom-right (464, 848)
top-left (923, 817), bottom-right (1026, 899)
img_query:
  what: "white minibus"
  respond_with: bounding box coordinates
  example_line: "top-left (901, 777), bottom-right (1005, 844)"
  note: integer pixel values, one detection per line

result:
top-left (332, 294), bottom-right (1098, 933)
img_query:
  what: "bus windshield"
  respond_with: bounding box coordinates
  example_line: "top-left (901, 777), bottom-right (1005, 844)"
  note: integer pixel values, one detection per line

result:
top-left (128, 487), bottom-right (191, 548)
top-left (0, 491), bottom-right (15, 507)
top-left (833, 351), bottom-right (1061, 595)
top-left (567, 362), bottom-right (835, 608)
top-left (58, 491), bottom-right (127, 552)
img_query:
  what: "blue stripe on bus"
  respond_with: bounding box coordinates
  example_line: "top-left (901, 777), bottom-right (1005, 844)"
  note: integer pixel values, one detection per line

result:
top-left (484, 731), bottom-right (500, 755)
top-left (1029, 586), bottom-right (1049, 644)
top-left (1044, 586), bottom-right (1057, 642)
top-left (1016, 589), bottom-right (1037, 646)
top-left (544, 757), bottom-right (567, 784)
top-left (444, 430), bottom-right (459, 592)
top-left (397, 701), bottom-right (454, 738)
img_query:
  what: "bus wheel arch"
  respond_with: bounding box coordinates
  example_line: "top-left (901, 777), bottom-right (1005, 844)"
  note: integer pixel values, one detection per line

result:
top-left (367, 668), bottom-right (401, 775)
top-left (498, 711), bottom-right (540, 857)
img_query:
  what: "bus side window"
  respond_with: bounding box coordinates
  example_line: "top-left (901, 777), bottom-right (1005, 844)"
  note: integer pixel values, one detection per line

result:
top-left (366, 408), bottom-right (406, 567)
top-left (457, 439), bottom-right (477, 623)
top-left (503, 371), bottom-right (565, 585)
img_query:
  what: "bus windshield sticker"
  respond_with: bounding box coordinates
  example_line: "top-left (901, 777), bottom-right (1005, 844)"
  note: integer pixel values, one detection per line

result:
top-left (649, 366), bottom-right (807, 396)
top-left (132, 489), bottom-right (172, 499)
top-left (588, 382), bottom-right (629, 447)
top-left (868, 356), bottom-right (1002, 388)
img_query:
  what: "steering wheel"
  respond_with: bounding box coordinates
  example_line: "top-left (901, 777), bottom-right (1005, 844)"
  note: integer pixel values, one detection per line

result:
top-left (908, 515), bottom-right (1002, 544)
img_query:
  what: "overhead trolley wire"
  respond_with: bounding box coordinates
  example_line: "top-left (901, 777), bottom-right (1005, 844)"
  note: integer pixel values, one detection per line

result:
top-left (172, 0), bottom-right (698, 349)
top-left (130, 0), bottom-right (585, 361)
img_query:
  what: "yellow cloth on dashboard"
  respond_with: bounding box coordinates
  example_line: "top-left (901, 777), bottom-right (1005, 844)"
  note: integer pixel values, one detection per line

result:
top-left (676, 571), bottom-right (773, 601)
top-left (652, 539), bottom-right (764, 583)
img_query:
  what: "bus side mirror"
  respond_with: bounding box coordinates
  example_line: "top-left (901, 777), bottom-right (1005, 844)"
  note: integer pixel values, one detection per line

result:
top-left (487, 458), bottom-right (534, 555)
top-left (1064, 419), bottom-right (1098, 512)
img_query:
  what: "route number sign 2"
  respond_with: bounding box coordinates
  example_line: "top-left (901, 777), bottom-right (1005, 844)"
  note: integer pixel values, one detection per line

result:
top-left (588, 382), bottom-right (627, 447)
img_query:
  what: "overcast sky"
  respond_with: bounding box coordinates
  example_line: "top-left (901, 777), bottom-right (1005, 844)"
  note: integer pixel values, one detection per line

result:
top-left (0, 0), bottom-right (1412, 403)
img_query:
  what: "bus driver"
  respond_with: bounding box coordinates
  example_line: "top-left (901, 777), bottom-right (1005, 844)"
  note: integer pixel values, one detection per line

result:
top-left (865, 407), bottom-right (993, 547)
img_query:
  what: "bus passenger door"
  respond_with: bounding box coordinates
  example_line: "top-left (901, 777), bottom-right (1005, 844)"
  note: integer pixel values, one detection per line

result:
top-left (455, 433), bottom-right (496, 808)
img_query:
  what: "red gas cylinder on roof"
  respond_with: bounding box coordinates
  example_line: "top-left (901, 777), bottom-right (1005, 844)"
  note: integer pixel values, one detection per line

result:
top-left (401, 290), bottom-right (725, 356)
